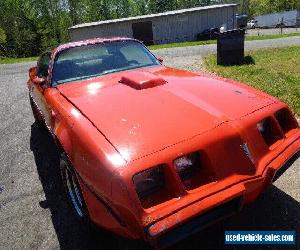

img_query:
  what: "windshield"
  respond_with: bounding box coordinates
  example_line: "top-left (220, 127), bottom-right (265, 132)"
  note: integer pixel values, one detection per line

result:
top-left (52, 40), bottom-right (160, 85)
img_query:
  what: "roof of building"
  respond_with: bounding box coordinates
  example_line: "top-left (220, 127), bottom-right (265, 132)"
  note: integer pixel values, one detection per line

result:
top-left (70, 4), bottom-right (238, 30)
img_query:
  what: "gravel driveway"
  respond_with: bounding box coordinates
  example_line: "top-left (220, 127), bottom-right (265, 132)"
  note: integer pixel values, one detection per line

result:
top-left (0, 38), bottom-right (299, 250)
top-left (153, 36), bottom-right (300, 72)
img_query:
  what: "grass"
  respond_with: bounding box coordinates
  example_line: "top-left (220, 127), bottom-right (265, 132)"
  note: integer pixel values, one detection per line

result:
top-left (0, 56), bottom-right (37, 64)
top-left (204, 46), bottom-right (300, 115)
top-left (148, 32), bottom-right (300, 50)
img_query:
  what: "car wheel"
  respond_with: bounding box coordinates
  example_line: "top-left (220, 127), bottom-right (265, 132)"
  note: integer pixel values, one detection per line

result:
top-left (60, 153), bottom-right (90, 223)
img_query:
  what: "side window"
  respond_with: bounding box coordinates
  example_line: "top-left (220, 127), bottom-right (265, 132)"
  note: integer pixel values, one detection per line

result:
top-left (37, 52), bottom-right (51, 78)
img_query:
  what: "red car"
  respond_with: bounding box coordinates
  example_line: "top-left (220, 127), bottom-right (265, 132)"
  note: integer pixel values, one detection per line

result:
top-left (27, 37), bottom-right (300, 248)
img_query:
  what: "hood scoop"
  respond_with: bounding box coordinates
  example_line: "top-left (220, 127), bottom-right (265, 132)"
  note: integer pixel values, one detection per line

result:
top-left (120, 71), bottom-right (167, 90)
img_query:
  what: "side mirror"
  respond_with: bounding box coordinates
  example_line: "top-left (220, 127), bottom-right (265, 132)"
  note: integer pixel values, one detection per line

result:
top-left (29, 67), bottom-right (37, 81)
top-left (32, 77), bottom-right (46, 86)
top-left (29, 66), bottom-right (46, 87)
top-left (157, 57), bottom-right (164, 63)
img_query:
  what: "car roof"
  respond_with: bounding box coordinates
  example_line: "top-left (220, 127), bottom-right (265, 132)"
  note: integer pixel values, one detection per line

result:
top-left (56, 37), bottom-right (139, 52)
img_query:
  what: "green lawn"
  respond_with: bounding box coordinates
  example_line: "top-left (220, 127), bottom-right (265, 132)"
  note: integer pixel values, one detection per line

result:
top-left (0, 56), bottom-right (37, 64)
top-left (148, 33), bottom-right (300, 50)
top-left (204, 46), bottom-right (300, 115)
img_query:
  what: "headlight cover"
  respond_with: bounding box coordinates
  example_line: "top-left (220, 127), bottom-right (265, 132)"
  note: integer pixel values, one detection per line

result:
top-left (275, 108), bottom-right (298, 133)
top-left (174, 153), bottom-right (200, 181)
top-left (257, 117), bottom-right (283, 146)
top-left (133, 165), bottom-right (165, 199)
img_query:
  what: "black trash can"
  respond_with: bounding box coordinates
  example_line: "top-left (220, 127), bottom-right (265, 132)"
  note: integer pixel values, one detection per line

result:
top-left (217, 29), bottom-right (245, 65)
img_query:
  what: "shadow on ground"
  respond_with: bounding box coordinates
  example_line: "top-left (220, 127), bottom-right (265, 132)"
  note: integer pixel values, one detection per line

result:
top-left (174, 185), bottom-right (300, 250)
top-left (242, 55), bottom-right (255, 65)
top-left (30, 123), bottom-right (300, 250)
top-left (219, 56), bottom-right (255, 66)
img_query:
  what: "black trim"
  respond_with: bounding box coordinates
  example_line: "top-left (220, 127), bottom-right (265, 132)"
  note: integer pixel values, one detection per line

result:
top-left (29, 92), bottom-right (55, 139)
top-left (151, 196), bottom-right (242, 248)
top-left (78, 176), bottom-right (127, 228)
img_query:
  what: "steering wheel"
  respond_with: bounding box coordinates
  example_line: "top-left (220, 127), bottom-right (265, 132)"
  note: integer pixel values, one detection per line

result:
top-left (128, 60), bottom-right (139, 66)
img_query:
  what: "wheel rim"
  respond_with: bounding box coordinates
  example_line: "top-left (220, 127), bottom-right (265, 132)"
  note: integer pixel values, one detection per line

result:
top-left (64, 166), bottom-right (84, 218)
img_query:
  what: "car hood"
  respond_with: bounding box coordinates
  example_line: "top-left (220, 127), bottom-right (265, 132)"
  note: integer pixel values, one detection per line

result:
top-left (57, 66), bottom-right (275, 161)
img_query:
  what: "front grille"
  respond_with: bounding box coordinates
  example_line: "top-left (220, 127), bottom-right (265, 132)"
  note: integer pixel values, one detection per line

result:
top-left (153, 196), bottom-right (242, 248)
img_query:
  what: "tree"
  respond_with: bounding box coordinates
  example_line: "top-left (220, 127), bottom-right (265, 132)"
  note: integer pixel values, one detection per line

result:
top-left (249, 0), bottom-right (300, 16)
top-left (0, 0), bottom-right (298, 58)
top-left (0, 28), bottom-right (6, 56)
top-left (0, 28), bottom-right (6, 44)
top-left (148, 0), bottom-right (179, 13)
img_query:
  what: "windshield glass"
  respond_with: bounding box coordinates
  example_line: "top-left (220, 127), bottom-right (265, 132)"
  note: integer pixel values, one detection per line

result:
top-left (52, 40), bottom-right (160, 85)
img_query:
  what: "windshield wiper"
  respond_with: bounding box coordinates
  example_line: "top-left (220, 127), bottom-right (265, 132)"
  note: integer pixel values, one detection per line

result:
top-left (56, 73), bottom-right (104, 84)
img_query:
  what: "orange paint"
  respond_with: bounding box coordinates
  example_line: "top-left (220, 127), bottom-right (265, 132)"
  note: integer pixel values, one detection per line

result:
top-left (27, 38), bottom-right (300, 248)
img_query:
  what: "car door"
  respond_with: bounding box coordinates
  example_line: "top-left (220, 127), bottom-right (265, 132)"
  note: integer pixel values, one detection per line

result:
top-left (30, 52), bottom-right (52, 128)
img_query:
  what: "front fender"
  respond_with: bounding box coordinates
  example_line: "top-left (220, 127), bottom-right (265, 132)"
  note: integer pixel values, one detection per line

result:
top-left (47, 90), bottom-right (135, 234)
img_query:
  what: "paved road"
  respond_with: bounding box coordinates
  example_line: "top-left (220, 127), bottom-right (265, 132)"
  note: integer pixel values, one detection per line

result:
top-left (0, 39), bottom-right (299, 250)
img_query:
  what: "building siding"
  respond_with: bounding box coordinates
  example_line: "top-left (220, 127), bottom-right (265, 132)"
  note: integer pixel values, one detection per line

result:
top-left (70, 5), bottom-right (237, 44)
top-left (255, 10), bottom-right (300, 28)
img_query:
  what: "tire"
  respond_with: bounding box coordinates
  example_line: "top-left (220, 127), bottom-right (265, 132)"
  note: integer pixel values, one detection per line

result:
top-left (60, 153), bottom-right (90, 224)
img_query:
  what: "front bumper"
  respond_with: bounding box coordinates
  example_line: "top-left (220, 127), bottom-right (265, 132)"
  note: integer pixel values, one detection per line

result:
top-left (146, 138), bottom-right (300, 248)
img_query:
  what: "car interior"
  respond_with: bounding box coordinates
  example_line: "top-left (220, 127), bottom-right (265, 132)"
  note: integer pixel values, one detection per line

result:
top-left (51, 41), bottom-right (158, 85)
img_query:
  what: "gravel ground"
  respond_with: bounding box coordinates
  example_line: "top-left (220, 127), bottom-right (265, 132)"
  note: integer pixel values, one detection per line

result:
top-left (0, 38), bottom-right (299, 250)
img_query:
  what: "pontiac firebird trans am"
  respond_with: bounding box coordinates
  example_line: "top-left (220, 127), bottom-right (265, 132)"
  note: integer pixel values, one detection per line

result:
top-left (27, 37), bottom-right (300, 248)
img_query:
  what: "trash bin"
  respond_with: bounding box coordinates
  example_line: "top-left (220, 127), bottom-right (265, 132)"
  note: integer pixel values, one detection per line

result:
top-left (217, 29), bottom-right (245, 65)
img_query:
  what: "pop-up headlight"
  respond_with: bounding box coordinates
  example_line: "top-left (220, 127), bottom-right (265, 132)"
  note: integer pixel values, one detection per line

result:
top-left (133, 165), bottom-right (165, 199)
top-left (174, 153), bottom-right (200, 181)
top-left (257, 117), bottom-right (283, 146)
